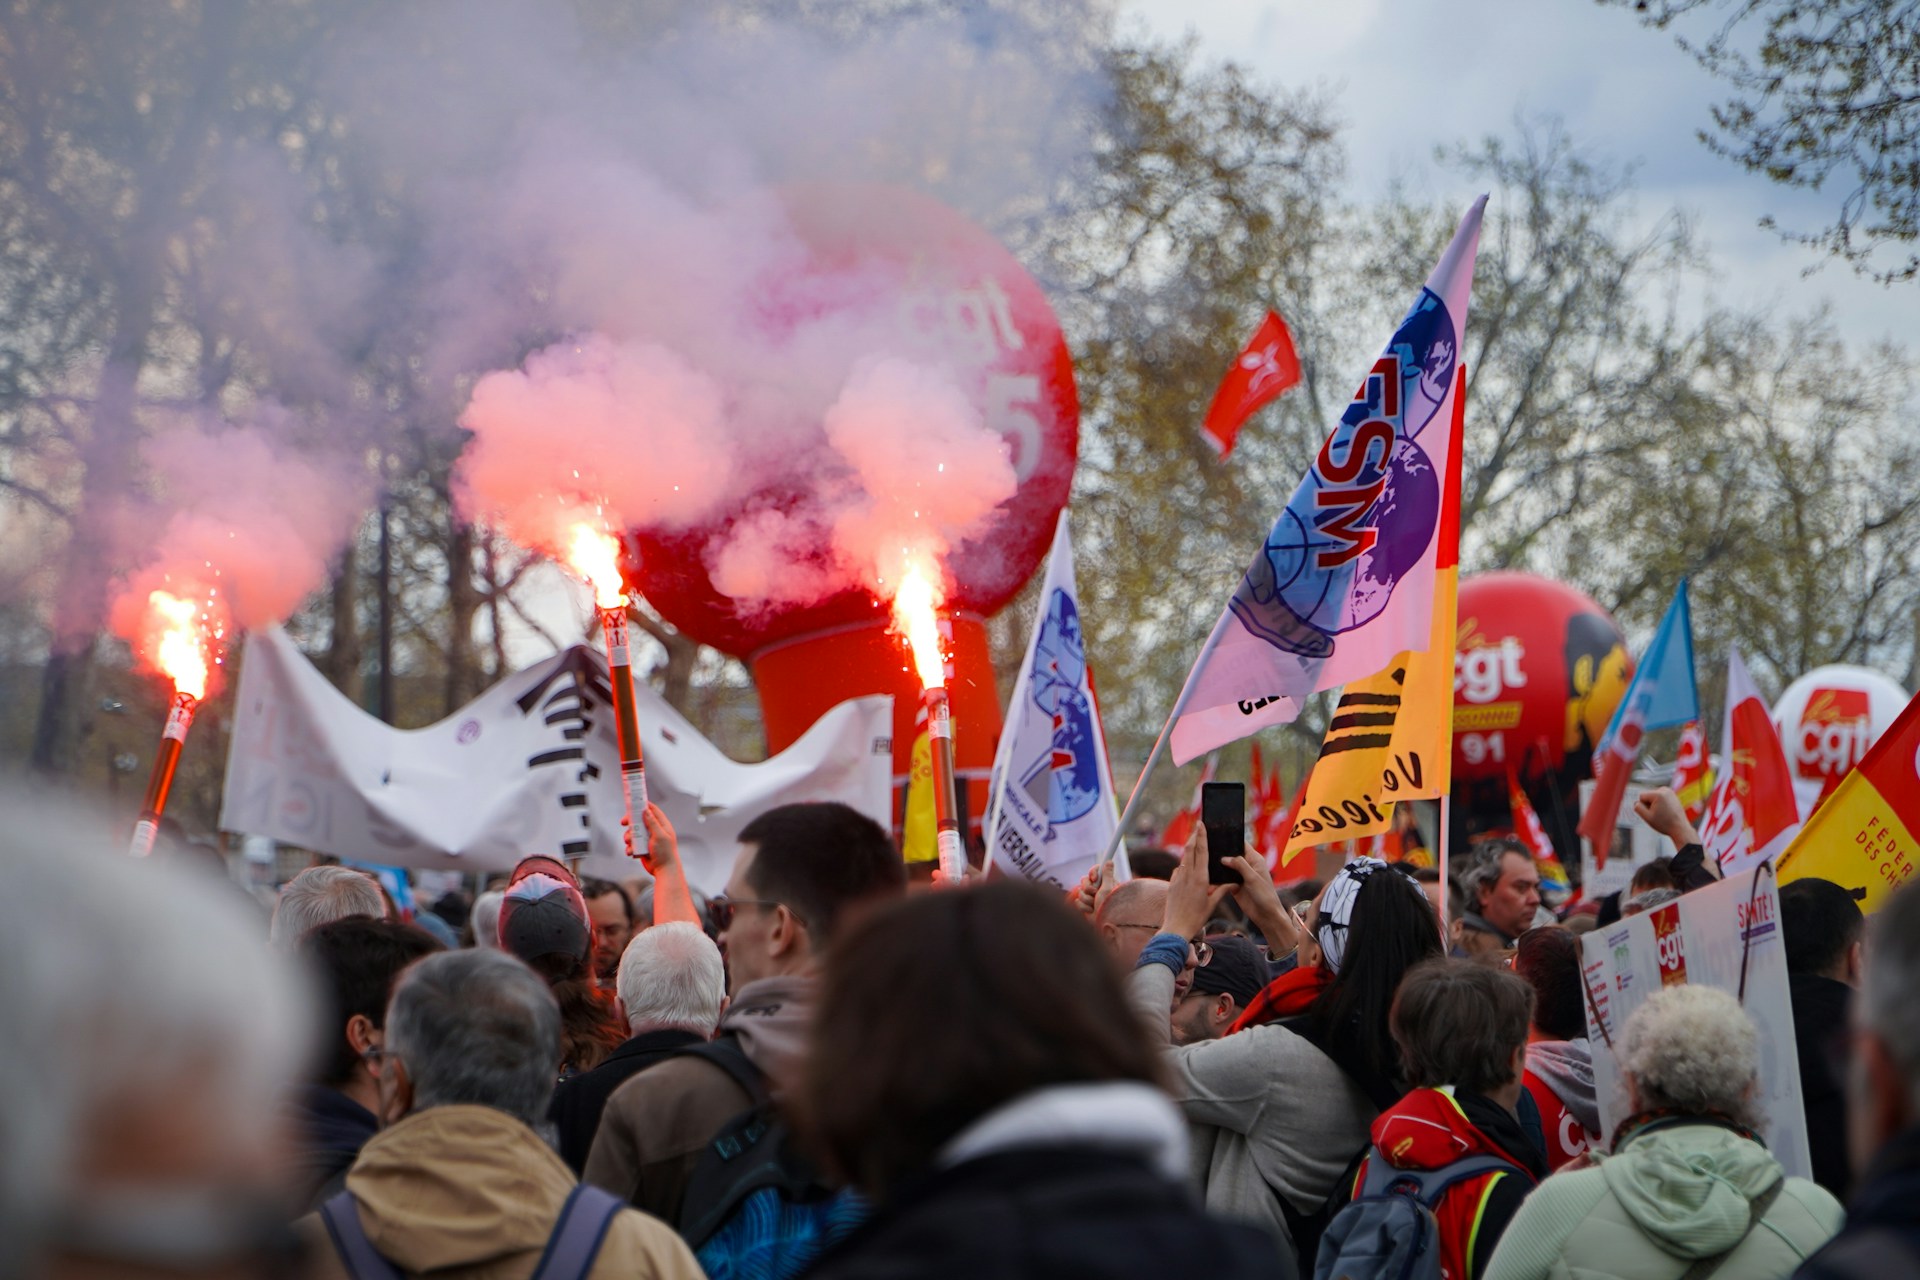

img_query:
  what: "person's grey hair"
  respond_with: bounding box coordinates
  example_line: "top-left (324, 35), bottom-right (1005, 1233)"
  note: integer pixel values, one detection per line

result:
top-left (270, 865), bottom-right (386, 945)
top-left (1096, 877), bottom-right (1168, 927)
top-left (469, 889), bottom-right (506, 949)
top-left (1623, 886), bottom-right (1684, 917)
top-left (0, 791), bottom-right (313, 1276)
top-left (633, 885), bottom-right (656, 929)
top-left (385, 950), bottom-right (561, 1127)
top-left (1862, 880), bottom-right (1920, 1113)
top-left (1459, 839), bottom-right (1527, 912)
top-left (617, 922), bottom-right (725, 1035)
top-left (1621, 985), bottom-right (1761, 1128)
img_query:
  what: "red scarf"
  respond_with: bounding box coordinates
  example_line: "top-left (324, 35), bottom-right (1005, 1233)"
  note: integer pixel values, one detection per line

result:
top-left (1228, 964), bottom-right (1330, 1034)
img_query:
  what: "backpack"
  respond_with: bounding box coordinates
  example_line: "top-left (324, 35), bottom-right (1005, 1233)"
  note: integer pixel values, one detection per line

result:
top-left (672, 1038), bottom-right (868, 1280)
top-left (319, 1183), bottom-right (622, 1280)
top-left (1312, 1148), bottom-right (1520, 1280)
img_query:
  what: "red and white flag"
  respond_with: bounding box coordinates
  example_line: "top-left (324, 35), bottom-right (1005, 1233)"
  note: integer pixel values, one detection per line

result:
top-left (1672, 719), bottom-right (1714, 822)
top-left (1158, 753), bottom-right (1219, 851)
top-left (1701, 651), bottom-right (1801, 876)
top-left (1201, 310), bottom-right (1301, 458)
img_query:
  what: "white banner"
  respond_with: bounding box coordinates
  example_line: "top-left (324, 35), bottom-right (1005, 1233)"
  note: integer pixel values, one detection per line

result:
top-left (1580, 866), bottom-right (1810, 1178)
top-left (219, 628), bottom-right (894, 893)
top-left (984, 511), bottom-right (1124, 889)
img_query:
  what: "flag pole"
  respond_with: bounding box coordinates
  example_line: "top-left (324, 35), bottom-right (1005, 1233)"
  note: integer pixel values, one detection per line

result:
top-left (1437, 790), bottom-right (1452, 934)
top-left (1099, 611), bottom-right (1233, 866)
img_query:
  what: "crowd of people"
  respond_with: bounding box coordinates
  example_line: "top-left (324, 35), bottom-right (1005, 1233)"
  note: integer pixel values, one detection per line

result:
top-left (5, 781), bottom-right (1917, 1280)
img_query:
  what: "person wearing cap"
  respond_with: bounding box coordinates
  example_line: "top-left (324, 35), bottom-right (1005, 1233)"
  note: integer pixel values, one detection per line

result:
top-left (499, 855), bottom-right (627, 1077)
top-left (1130, 844), bottom-right (1443, 1271)
top-left (1172, 934), bottom-right (1267, 1045)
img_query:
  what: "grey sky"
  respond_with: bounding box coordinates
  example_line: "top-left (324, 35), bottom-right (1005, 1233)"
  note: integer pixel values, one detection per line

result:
top-left (1123, 0), bottom-right (1913, 347)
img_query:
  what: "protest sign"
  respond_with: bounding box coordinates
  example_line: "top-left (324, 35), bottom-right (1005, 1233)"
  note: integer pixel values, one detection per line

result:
top-left (1580, 865), bottom-right (1810, 1178)
top-left (220, 627), bottom-right (893, 892)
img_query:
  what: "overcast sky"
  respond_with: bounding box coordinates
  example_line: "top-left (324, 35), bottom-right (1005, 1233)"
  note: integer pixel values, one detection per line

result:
top-left (1122, 0), bottom-right (1913, 348)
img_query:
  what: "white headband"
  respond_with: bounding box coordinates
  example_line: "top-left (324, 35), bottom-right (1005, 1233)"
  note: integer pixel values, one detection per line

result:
top-left (1316, 857), bottom-right (1392, 974)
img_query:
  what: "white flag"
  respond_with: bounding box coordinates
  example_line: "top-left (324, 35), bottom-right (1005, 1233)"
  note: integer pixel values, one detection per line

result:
top-left (985, 512), bottom-right (1125, 888)
top-left (1168, 196), bottom-right (1487, 765)
top-left (218, 627), bottom-right (893, 893)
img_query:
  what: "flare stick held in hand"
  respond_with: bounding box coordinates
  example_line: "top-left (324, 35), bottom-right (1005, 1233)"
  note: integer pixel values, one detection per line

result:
top-left (926, 685), bottom-right (966, 884)
top-left (130, 692), bottom-right (198, 857)
top-left (600, 605), bottom-right (650, 860)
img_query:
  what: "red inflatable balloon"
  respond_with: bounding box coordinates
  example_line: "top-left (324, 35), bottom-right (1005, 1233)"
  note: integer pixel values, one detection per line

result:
top-left (626, 185), bottom-right (1078, 820)
top-left (1452, 572), bottom-right (1634, 783)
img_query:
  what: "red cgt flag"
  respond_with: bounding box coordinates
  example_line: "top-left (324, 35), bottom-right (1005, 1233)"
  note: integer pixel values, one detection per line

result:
top-left (1201, 310), bottom-right (1301, 458)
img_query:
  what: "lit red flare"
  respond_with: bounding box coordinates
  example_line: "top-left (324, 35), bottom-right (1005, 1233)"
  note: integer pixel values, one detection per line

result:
top-left (129, 589), bottom-right (220, 856)
top-left (568, 522), bottom-right (649, 862)
top-left (887, 553), bottom-right (965, 884)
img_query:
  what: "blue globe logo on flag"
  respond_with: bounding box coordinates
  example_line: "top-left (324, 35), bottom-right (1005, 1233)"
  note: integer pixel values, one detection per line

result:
top-left (1228, 291), bottom-right (1454, 657)
top-left (1021, 588), bottom-right (1101, 825)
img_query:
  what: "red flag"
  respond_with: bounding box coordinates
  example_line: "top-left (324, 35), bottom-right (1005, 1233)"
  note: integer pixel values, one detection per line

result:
top-left (1200, 310), bottom-right (1301, 458)
top-left (1672, 719), bottom-right (1713, 822)
top-left (1700, 652), bottom-right (1800, 875)
top-left (1158, 753), bottom-right (1218, 851)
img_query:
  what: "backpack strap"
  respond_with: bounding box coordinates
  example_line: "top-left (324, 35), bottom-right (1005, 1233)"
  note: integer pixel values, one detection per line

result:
top-left (1675, 1181), bottom-right (1784, 1280)
top-left (318, 1192), bottom-right (404, 1280)
top-left (674, 1034), bottom-right (772, 1108)
top-left (529, 1184), bottom-right (626, 1280)
top-left (1356, 1150), bottom-right (1523, 1205)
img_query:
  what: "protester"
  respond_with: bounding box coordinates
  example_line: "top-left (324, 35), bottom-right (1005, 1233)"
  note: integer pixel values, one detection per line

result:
top-left (1778, 878), bottom-right (1864, 1201)
top-left (1320, 958), bottom-right (1543, 1280)
top-left (1486, 984), bottom-right (1841, 1279)
top-left (296, 949), bottom-right (702, 1278)
top-left (583, 877), bottom-right (638, 984)
top-left (1094, 877), bottom-right (1173, 972)
top-left (287, 917), bottom-right (443, 1209)
top-left (0, 794), bottom-right (314, 1275)
top-left (1510, 926), bottom-right (1600, 1171)
top-left (498, 855), bottom-right (627, 1076)
top-left (1621, 885), bottom-right (1682, 917)
top-left (1172, 933), bottom-right (1267, 1045)
top-left (1795, 879), bottom-right (1920, 1278)
top-left (585, 801), bottom-right (906, 1226)
top-left (1456, 839), bottom-right (1540, 951)
top-left (550, 922), bottom-right (725, 1173)
top-left (800, 880), bottom-right (1277, 1279)
top-left (1130, 848), bottom-right (1442, 1267)
top-left (469, 888), bottom-right (506, 949)
top-left (269, 864), bottom-right (386, 946)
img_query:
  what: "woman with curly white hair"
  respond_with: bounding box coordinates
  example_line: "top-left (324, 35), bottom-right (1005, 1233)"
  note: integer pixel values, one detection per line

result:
top-left (1486, 984), bottom-right (1842, 1280)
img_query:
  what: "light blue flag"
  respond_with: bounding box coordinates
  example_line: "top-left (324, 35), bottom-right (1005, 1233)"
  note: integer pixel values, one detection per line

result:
top-left (1597, 579), bottom-right (1699, 755)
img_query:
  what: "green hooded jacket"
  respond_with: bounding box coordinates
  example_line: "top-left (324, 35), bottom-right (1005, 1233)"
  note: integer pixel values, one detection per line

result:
top-left (1484, 1120), bottom-right (1842, 1280)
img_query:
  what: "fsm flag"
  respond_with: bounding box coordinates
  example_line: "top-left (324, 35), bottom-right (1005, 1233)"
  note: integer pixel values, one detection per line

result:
top-left (1577, 581), bottom-right (1699, 856)
top-left (985, 511), bottom-right (1124, 888)
top-left (1168, 196), bottom-right (1487, 766)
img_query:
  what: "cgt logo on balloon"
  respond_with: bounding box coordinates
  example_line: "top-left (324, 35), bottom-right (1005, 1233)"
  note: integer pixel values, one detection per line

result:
top-left (1795, 688), bottom-right (1873, 787)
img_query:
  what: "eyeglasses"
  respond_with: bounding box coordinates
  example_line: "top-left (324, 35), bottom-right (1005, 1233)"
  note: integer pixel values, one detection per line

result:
top-left (361, 1045), bottom-right (397, 1070)
top-left (1190, 940), bottom-right (1214, 967)
top-left (708, 894), bottom-right (787, 932)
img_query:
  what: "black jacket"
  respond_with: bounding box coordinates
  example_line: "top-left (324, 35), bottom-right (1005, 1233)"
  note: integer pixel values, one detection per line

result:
top-left (548, 1027), bottom-right (705, 1173)
top-left (1790, 972), bottom-right (1854, 1201)
top-left (283, 1085), bottom-right (378, 1213)
top-left (1796, 1124), bottom-right (1920, 1279)
top-left (803, 1146), bottom-right (1279, 1280)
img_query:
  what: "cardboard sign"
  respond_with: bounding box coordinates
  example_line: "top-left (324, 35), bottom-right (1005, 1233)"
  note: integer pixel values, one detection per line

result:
top-left (1580, 865), bottom-right (1810, 1178)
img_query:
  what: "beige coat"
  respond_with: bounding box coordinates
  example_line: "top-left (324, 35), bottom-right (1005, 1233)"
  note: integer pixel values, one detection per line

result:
top-left (296, 1104), bottom-right (704, 1280)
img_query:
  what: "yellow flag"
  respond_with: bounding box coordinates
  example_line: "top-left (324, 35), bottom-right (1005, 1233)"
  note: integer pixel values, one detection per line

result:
top-left (1777, 689), bottom-right (1920, 913)
top-left (901, 721), bottom-right (937, 864)
top-left (1282, 369), bottom-right (1465, 866)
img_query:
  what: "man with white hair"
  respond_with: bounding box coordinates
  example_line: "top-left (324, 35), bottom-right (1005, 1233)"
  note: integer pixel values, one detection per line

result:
top-left (0, 792), bottom-right (313, 1274)
top-left (469, 888), bottom-right (506, 949)
top-left (300, 948), bottom-right (702, 1279)
top-left (1796, 880), bottom-right (1920, 1279)
top-left (1486, 984), bottom-right (1841, 1279)
top-left (269, 864), bottom-right (386, 946)
top-left (550, 922), bottom-right (726, 1172)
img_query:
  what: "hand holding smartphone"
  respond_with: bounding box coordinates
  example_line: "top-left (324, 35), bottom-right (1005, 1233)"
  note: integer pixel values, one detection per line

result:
top-left (1201, 781), bottom-right (1246, 886)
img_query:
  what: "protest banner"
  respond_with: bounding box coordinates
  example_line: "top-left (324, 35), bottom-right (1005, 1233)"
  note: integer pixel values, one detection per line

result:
top-left (219, 627), bottom-right (894, 892)
top-left (1580, 864), bottom-right (1810, 1178)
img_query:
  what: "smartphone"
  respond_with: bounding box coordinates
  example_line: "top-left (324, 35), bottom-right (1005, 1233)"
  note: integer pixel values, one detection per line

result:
top-left (1201, 782), bottom-right (1246, 885)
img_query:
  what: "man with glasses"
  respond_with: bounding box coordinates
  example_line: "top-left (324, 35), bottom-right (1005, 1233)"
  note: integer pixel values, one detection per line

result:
top-left (1172, 934), bottom-right (1268, 1045)
top-left (586, 802), bottom-right (906, 1225)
